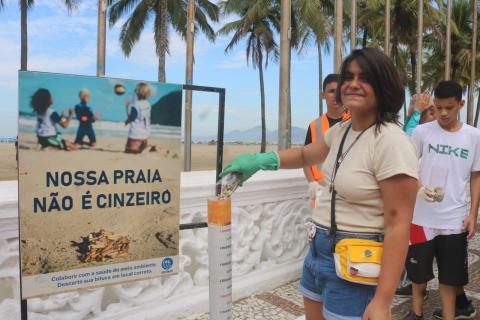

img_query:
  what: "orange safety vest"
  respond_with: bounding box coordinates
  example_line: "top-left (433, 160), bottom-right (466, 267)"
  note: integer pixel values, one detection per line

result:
top-left (309, 112), bottom-right (351, 182)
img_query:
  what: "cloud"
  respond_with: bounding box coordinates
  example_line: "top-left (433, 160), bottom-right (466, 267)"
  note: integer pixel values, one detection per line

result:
top-left (29, 15), bottom-right (97, 39)
top-left (29, 44), bottom-right (96, 73)
top-left (109, 28), bottom-right (187, 68)
top-left (215, 50), bottom-right (247, 70)
top-left (35, 0), bottom-right (96, 15)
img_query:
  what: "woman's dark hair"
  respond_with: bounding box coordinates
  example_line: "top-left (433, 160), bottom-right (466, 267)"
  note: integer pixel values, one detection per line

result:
top-left (336, 48), bottom-right (405, 131)
top-left (30, 88), bottom-right (52, 115)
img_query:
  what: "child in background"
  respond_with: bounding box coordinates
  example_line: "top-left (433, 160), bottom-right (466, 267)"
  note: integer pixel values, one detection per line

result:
top-left (403, 93), bottom-right (436, 135)
top-left (30, 88), bottom-right (77, 151)
top-left (404, 81), bottom-right (480, 320)
top-left (124, 82), bottom-right (153, 154)
top-left (74, 89), bottom-right (99, 147)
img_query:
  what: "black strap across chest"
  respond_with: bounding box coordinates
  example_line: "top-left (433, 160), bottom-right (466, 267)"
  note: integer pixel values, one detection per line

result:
top-left (329, 125), bottom-right (351, 238)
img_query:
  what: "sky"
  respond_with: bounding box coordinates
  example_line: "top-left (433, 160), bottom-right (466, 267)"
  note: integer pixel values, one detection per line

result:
top-left (0, 0), bottom-right (333, 138)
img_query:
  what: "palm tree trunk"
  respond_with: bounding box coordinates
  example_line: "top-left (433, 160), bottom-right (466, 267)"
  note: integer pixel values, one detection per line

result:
top-left (156, 0), bottom-right (168, 82)
top-left (350, 0), bottom-right (356, 51)
top-left (362, 29), bottom-right (368, 48)
top-left (334, 0), bottom-right (343, 71)
top-left (287, 48), bottom-right (291, 148)
top-left (475, 90), bottom-right (480, 127)
top-left (258, 53), bottom-right (266, 153)
top-left (96, 0), bottom-right (106, 76)
top-left (20, 0), bottom-right (27, 71)
top-left (410, 50), bottom-right (417, 94)
top-left (445, 0), bottom-right (452, 80)
top-left (318, 42), bottom-right (323, 116)
top-left (278, 0), bottom-right (291, 150)
top-left (184, 0), bottom-right (195, 170)
top-left (416, 0), bottom-right (423, 94)
top-left (384, 0), bottom-right (390, 56)
top-left (467, 0), bottom-right (477, 125)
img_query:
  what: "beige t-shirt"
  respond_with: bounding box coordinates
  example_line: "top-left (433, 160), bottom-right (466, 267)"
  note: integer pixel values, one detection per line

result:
top-left (313, 120), bottom-right (419, 233)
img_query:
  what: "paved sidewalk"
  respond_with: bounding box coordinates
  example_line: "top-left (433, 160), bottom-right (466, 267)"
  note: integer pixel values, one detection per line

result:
top-left (187, 225), bottom-right (480, 320)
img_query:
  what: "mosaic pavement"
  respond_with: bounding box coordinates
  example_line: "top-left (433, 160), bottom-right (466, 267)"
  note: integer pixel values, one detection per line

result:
top-left (186, 224), bottom-right (480, 320)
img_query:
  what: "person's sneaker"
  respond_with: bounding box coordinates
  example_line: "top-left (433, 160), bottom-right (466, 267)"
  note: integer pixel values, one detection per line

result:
top-left (432, 300), bottom-right (477, 319)
top-left (396, 283), bottom-right (412, 296)
top-left (402, 310), bottom-right (424, 320)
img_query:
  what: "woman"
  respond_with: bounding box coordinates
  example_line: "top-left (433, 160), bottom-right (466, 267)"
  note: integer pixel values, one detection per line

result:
top-left (221, 48), bottom-right (419, 319)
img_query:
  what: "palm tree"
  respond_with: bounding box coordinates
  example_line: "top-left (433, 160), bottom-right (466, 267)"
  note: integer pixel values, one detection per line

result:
top-left (0, 0), bottom-right (79, 71)
top-left (218, 0), bottom-right (280, 152)
top-left (294, 0), bottom-right (333, 116)
top-left (356, 0), bottom-right (440, 94)
top-left (423, 0), bottom-right (480, 90)
top-left (107, 0), bottom-right (219, 82)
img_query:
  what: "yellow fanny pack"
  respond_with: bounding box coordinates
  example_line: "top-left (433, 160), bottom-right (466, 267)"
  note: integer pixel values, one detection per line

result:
top-left (333, 238), bottom-right (383, 285)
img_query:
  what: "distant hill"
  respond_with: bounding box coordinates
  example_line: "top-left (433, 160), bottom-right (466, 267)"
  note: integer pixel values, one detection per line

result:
top-left (0, 137), bottom-right (17, 143)
top-left (194, 126), bottom-right (307, 144)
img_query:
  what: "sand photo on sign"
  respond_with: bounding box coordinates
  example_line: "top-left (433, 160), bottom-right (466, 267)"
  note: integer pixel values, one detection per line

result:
top-left (17, 71), bottom-right (182, 295)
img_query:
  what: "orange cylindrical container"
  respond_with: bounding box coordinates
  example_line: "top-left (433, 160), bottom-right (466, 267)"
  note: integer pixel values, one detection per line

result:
top-left (208, 197), bottom-right (232, 320)
top-left (208, 198), bottom-right (231, 226)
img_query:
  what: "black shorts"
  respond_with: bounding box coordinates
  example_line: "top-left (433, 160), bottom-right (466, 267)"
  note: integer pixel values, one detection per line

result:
top-left (37, 135), bottom-right (66, 150)
top-left (75, 126), bottom-right (96, 145)
top-left (405, 232), bottom-right (468, 286)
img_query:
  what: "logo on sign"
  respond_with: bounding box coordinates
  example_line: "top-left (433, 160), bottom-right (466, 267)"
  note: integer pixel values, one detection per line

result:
top-left (161, 257), bottom-right (173, 271)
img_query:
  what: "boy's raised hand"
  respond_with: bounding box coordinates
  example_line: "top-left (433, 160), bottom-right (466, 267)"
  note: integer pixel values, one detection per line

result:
top-left (414, 92), bottom-right (432, 112)
top-left (406, 94), bottom-right (417, 117)
top-left (220, 152), bottom-right (280, 185)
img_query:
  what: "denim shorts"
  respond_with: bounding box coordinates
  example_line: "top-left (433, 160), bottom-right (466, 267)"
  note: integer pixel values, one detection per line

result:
top-left (299, 224), bottom-right (384, 320)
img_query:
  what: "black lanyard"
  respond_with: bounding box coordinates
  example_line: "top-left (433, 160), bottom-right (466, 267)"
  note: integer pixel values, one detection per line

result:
top-left (329, 123), bottom-right (374, 250)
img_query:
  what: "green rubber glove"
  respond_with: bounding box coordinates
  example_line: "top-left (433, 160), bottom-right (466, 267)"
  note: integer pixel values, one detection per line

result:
top-left (220, 151), bottom-right (280, 185)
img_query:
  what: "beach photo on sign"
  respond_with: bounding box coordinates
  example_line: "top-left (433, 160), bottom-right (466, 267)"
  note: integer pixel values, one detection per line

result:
top-left (17, 71), bottom-right (181, 297)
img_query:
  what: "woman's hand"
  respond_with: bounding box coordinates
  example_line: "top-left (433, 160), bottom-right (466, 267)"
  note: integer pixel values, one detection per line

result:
top-left (220, 152), bottom-right (279, 185)
top-left (363, 299), bottom-right (391, 320)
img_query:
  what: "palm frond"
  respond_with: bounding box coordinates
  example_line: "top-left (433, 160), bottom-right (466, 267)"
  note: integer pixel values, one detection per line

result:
top-left (153, 1), bottom-right (169, 56)
top-left (108, 0), bottom-right (142, 27)
top-left (118, 0), bottom-right (150, 56)
top-left (194, 8), bottom-right (216, 42)
top-left (197, 0), bottom-right (220, 22)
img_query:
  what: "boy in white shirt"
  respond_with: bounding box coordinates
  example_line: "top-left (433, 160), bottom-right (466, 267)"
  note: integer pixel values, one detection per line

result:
top-left (124, 82), bottom-right (152, 154)
top-left (404, 81), bottom-right (480, 320)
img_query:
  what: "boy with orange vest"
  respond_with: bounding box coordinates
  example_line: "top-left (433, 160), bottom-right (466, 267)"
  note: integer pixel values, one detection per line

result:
top-left (303, 74), bottom-right (350, 207)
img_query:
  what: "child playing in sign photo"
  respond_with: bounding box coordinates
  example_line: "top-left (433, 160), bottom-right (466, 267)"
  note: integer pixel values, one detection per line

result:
top-left (31, 88), bottom-right (78, 151)
top-left (74, 88), bottom-right (100, 148)
top-left (124, 82), bottom-right (156, 154)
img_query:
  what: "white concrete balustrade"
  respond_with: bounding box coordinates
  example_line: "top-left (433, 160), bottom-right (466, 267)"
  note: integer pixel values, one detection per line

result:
top-left (0, 170), bottom-right (311, 319)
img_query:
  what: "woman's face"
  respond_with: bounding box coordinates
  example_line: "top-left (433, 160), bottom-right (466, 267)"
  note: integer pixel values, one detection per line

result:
top-left (340, 60), bottom-right (378, 114)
